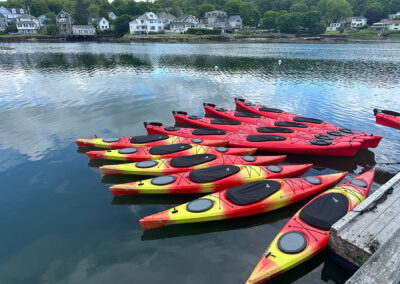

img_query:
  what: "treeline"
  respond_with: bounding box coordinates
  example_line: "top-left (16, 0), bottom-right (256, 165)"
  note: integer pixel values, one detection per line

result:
top-left (2, 0), bottom-right (400, 35)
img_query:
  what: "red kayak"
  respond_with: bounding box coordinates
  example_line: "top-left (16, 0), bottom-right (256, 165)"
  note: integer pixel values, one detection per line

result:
top-left (246, 169), bottom-right (375, 283)
top-left (235, 98), bottom-right (382, 148)
top-left (109, 164), bottom-right (313, 195)
top-left (204, 103), bottom-right (375, 149)
top-left (76, 134), bottom-right (226, 149)
top-left (374, 109), bottom-right (400, 130)
top-left (145, 122), bottom-right (362, 157)
top-left (86, 144), bottom-right (256, 161)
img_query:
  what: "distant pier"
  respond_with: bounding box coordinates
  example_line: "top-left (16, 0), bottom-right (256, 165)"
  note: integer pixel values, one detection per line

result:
top-left (329, 171), bottom-right (400, 283)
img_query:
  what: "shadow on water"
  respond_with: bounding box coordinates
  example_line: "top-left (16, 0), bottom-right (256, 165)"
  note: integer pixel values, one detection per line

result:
top-left (141, 199), bottom-right (309, 241)
top-left (112, 194), bottom-right (203, 206)
top-left (101, 174), bottom-right (149, 185)
top-left (88, 159), bottom-right (129, 168)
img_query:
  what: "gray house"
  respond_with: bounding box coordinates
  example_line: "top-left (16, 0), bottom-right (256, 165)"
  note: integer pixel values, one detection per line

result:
top-left (72, 25), bottom-right (96, 36)
top-left (57, 10), bottom-right (74, 37)
top-left (228, 15), bottom-right (242, 30)
top-left (205, 11), bottom-right (242, 30)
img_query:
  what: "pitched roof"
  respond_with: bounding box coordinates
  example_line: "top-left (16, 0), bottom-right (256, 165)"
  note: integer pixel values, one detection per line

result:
top-left (374, 19), bottom-right (400, 24)
top-left (228, 15), bottom-right (241, 21)
top-left (157, 12), bottom-right (176, 19)
top-left (73, 25), bottom-right (96, 29)
top-left (17, 14), bottom-right (37, 20)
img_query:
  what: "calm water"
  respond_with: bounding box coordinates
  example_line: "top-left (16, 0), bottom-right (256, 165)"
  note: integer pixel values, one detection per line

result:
top-left (1, 42), bottom-right (400, 284)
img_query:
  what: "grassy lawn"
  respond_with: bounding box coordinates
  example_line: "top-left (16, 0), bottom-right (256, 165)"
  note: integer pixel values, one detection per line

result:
top-left (0, 32), bottom-right (49, 38)
top-left (126, 33), bottom-right (200, 38)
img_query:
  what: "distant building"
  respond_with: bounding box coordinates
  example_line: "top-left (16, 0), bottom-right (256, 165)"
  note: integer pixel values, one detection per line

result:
top-left (108, 12), bottom-right (117, 21)
top-left (388, 12), bottom-right (400, 20)
top-left (16, 15), bottom-right (40, 34)
top-left (326, 23), bottom-right (341, 31)
top-left (72, 25), bottom-right (96, 36)
top-left (37, 14), bottom-right (47, 28)
top-left (371, 19), bottom-right (400, 30)
top-left (157, 12), bottom-right (176, 26)
top-left (205, 11), bottom-right (228, 29)
top-left (169, 15), bottom-right (198, 33)
top-left (348, 17), bottom-right (367, 29)
top-left (0, 13), bottom-right (6, 31)
top-left (0, 6), bottom-right (26, 23)
top-left (228, 15), bottom-right (242, 30)
top-left (89, 17), bottom-right (110, 30)
top-left (129, 12), bottom-right (164, 34)
top-left (56, 10), bottom-right (74, 37)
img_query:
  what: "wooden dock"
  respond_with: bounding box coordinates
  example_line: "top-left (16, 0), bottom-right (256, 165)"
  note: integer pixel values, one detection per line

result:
top-left (329, 171), bottom-right (400, 283)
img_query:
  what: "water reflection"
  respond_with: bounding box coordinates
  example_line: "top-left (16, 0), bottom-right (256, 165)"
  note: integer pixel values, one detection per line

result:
top-left (0, 42), bottom-right (399, 283)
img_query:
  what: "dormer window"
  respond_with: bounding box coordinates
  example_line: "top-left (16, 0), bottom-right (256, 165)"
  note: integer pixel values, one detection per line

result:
top-left (12, 9), bottom-right (16, 13)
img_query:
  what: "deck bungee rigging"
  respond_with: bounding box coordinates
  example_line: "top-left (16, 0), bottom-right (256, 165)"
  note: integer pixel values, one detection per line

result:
top-left (234, 98), bottom-right (382, 148)
top-left (86, 144), bottom-right (256, 161)
top-left (374, 108), bottom-right (400, 130)
top-left (109, 164), bottom-right (313, 195)
top-left (75, 134), bottom-right (227, 149)
top-left (246, 169), bottom-right (375, 284)
top-left (99, 154), bottom-right (286, 176)
top-left (139, 172), bottom-right (347, 230)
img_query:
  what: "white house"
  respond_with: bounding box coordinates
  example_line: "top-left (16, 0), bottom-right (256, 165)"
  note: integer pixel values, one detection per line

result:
top-left (89, 17), bottom-right (109, 30)
top-left (129, 12), bottom-right (164, 34)
top-left (168, 15), bottom-right (198, 33)
top-left (0, 13), bottom-right (6, 31)
top-left (349, 17), bottom-right (367, 28)
top-left (371, 19), bottom-right (400, 30)
top-left (15, 15), bottom-right (40, 34)
top-left (0, 7), bottom-right (26, 23)
top-left (388, 12), bottom-right (400, 20)
top-left (157, 12), bottom-right (176, 25)
top-left (326, 22), bottom-right (341, 31)
top-left (108, 11), bottom-right (117, 21)
top-left (72, 25), bottom-right (96, 36)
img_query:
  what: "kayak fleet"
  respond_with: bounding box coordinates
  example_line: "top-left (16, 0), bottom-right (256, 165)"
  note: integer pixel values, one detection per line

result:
top-left (76, 98), bottom-right (385, 283)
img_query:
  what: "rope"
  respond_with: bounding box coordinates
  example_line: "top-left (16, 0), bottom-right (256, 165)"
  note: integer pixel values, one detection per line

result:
top-left (353, 186), bottom-right (394, 214)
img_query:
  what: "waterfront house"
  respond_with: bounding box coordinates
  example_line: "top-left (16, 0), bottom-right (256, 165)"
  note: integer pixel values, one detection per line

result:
top-left (89, 17), bottom-right (110, 30)
top-left (228, 15), bottom-right (242, 30)
top-left (326, 22), bottom-right (341, 31)
top-left (157, 12), bottom-right (176, 26)
top-left (108, 12), bottom-right (117, 21)
top-left (16, 15), bottom-right (40, 34)
top-left (348, 17), bottom-right (367, 29)
top-left (0, 6), bottom-right (26, 23)
top-left (371, 19), bottom-right (400, 30)
top-left (57, 10), bottom-right (74, 37)
top-left (388, 12), bottom-right (400, 20)
top-left (0, 13), bottom-right (6, 31)
top-left (205, 11), bottom-right (228, 29)
top-left (72, 25), bottom-right (96, 36)
top-left (168, 15), bottom-right (198, 33)
top-left (129, 12), bottom-right (164, 34)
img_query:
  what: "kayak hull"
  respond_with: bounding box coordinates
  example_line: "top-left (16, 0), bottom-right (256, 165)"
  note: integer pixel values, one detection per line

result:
top-left (374, 109), bottom-right (400, 130)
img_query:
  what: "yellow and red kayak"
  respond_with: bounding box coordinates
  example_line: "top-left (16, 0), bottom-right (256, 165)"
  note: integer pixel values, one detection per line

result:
top-left (86, 144), bottom-right (256, 162)
top-left (246, 168), bottom-right (375, 283)
top-left (100, 154), bottom-right (286, 176)
top-left (139, 172), bottom-right (347, 230)
top-left (76, 134), bottom-right (226, 149)
top-left (109, 164), bottom-right (313, 195)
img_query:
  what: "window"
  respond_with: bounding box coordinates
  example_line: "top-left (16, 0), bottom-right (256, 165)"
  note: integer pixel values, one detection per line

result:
top-left (151, 26), bottom-right (155, 30)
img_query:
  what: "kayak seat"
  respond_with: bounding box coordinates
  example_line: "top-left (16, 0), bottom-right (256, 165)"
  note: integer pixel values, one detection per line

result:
top-left (299, 193), bottom-right (349, 231)
top-left (258, 107), bottom-right (284, 113)
top-left (226, 180), bottom-right (281, 205)
top-left (192, 128), bottom-right (227, 135)
top-left (257, 127), bottom-right (294, 134)
top-left (130, 134), bottom-right (169, 144)
top-left (246, 135), bottom-right (286, 142)
top-left (234, 112), bottom-right (261, 118)
top-left (293, 117), bottom-right (324, 124)
top-left (211, 119), bottom-right (241, 125)
top-left (189, 165), bottom-right (240, 183)
top-left (274, 121), bottom-right (308, 128)
top-left (149, 144), bottom-right (192, 155)
top-left (170, 154), bottom-right (217, 168)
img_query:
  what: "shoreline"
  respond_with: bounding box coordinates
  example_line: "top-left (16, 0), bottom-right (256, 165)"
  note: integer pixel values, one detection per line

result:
top-left (1, 34), bottom-right (400, 44)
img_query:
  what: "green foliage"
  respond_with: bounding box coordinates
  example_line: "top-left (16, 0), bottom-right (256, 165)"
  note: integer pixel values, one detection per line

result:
top-left (197, 3), bottom-right (215, 16)
top-left (5, 24), bottom-right (17, 33)
top-left (73, 0), bottom-right (88, 24)
top-left (224, 0), bottom-right (260, 26)
top-left (45, 23), bottom-right (59, 35)
top-left (290, 2), bottom-right (308, 12)
top-left (30, 0), bottom-right (50, 17)
top-left (44, 12), bottom-right (56, 24)
top-left (365, 8), bottom-right (382, 24)
top-left (262, 10), bottom-right (279, 28)
top-left (114, 14), bottom-right (132, 36)
top-left (187, 28), bottom-right (222, 34)
top-left (318, 0), bottom-right (352, 22)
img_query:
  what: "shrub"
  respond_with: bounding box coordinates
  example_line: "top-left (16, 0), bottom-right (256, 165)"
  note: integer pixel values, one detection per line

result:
top-left (186, 28), bottom-right (221, 35)
top-left (5, 24), bottom-right (17, 34)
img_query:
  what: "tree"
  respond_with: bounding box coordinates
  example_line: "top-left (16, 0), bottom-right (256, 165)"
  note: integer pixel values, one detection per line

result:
top-left (30, 0), bottom-right (50, 17)
top-left (319, 0), bottom-right (352, 22)
top-left (44, 12), bottom-right (56, 25)
top-left (365, 8), bottom-right (382, 24)
top-left (290, 2), bottom-right (308, 12)
top-left (47, 0), bottom-right (63, 14)
top-left (262, 10), bottom-right (279, 29)
top-left (45, 23), bottom-right (59, 35)
top-left (5, 24), bottom-right (17, 33)
top-left (114, 14), bottom-right (132, 36)
top-left (224, 0), bottom-right (261, 27)
top-left (197, 3), bottom-right (215, 17)
top-left (73, 0), bottom-right (88, 24)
